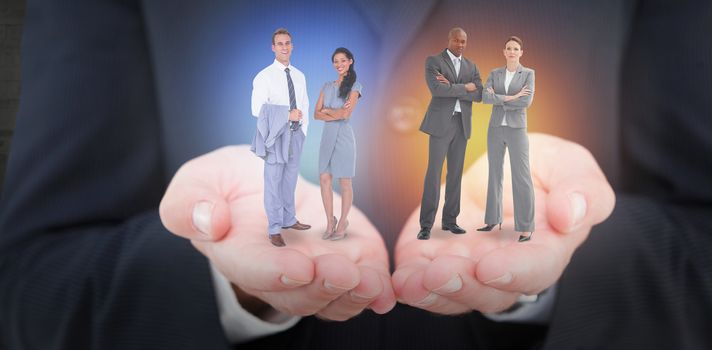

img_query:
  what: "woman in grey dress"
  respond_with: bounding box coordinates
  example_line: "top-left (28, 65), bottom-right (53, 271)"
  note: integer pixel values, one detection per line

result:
top-left (314, 47), bottom-right (362, 240)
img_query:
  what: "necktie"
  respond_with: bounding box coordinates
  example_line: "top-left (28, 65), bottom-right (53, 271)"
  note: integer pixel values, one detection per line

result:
top-left (285, 67), bottom-right (299, 130)
top-left (454, 57), bottom-right (460, 78)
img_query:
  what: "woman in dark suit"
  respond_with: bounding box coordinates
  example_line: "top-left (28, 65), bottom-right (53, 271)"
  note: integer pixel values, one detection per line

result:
top-left (478, 36), bottom-right (535, 242)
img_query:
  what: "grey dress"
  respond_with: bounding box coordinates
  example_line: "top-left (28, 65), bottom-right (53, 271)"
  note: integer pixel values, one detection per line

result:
top-left (318, 81), bottom-right (362, 178)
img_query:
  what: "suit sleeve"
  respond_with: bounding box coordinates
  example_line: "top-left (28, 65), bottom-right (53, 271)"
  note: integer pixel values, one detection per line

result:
top-left (425, 56), bottom-right (470, 98)
top-left (545, 196), bottom-right (712, 348)
top-left (503, 70), bottom-right (535, 110)
top-left (461, 63), bottom-right (483, 102)
top-left (482, 71), bottom-right (505, 105)
top-left (0, 0), bottom-right (231, 348)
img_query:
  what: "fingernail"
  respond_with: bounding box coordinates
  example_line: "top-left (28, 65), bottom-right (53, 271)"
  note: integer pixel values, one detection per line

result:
top-left (349, 291), bottom-right (374, 303)
top-left (415, 293), bottom-right (438, 306)
top-left (569, 192), bottom-right (587, 229)
top-left (433, 274), bottom-right (463, 294)
top-left (324, 280), bottom-right (350, 293)
top-left (192, 201), bottom-right (214, 238)
top-left (484, 272), bottom-right (512, 286)
top-left (281, 275), bottom-right (310, 287)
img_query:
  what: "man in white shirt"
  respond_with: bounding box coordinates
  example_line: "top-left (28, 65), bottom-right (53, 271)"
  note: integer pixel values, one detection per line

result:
top-left (251, 28), bottom-right (311, 247)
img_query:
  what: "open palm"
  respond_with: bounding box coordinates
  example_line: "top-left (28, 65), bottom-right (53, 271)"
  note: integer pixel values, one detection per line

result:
top-left (393, 134), bottom-right (615, 314)
top-left (160, 146), bottom-right (395, 321)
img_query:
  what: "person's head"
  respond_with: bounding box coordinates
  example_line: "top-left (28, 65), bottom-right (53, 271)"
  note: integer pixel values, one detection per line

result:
top-left (447, 27), bottom-right (467, 57)
top-left (503, 36), bottom-right (523, 64)
top-left (331, 47), bottom-right (357, 99)
top-left (332, 47), bottom-right (354, 77)
top-left (271, 28), bottom-right (293, 65)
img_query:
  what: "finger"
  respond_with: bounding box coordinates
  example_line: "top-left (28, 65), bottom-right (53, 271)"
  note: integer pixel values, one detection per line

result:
top-left (352, 248), bottom-right (396, 314)
top-left (160, 187), bottom-right (231, 241)
top-left (398, 268), bottom-right (472, 315)
top-left (192, 239), bottom-right (315, 292)
top-left (547, 180), bottom-right (609, 236)
top-left (530, 134), bottom-right (616, 234)
top-left (159, 146), bottom-right (262, 241)
top-left (475, 237), bottom-right (568, 295)
top-left (315, 265), bottom-right (383, 321)
top-left (276, 254), bottom-right (359, 316)
top-left (369, 270), bottom-right (397, 314)
top-left (422, 255), bottom-right (518, 313)
top-left (392, 256), bottom-right (430, 295)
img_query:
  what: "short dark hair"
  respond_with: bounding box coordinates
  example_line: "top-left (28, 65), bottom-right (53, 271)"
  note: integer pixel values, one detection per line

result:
top-left (272, 28), bottom-right (291, 44)
top-left (449, 27), bottom-right (466, 39)
top-left (505, 36), bottom-right (523, 48)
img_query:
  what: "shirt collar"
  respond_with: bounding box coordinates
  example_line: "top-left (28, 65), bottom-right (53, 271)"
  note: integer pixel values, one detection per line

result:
top-left (271, 59), bottom-right (293, 71)
top-left (446, 49), bottom-right (462, 61)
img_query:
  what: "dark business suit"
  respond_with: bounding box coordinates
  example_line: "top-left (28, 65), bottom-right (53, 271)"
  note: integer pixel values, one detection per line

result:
top-left (2, 0), bottom-right (711, 349)
top-left (0, 1), bottom-right (517, 349)
top-left (419, 49), bottom-right (483, 230)
top-left (543, 1), bottom-right (712, 348)
top-left (0, 0), bottom-right (230, 348)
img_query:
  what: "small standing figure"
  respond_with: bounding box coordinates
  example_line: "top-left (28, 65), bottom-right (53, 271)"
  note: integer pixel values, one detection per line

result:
top-left (314, 48), bottom-right (362, 240)
top-left (478, 36), bottom-right (536, 242)
top-left (417, 27), bottom-right (483, 240)
top-left (251, 28), bottom-right (312, 247)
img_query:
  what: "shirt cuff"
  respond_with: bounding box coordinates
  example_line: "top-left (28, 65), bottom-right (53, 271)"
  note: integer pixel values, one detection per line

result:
top-left (484, 283), bottom-right (557, 324)
top-left (209, 262), bottom-right (301, 343)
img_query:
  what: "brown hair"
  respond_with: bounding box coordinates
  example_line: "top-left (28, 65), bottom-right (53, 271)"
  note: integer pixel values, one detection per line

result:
top-left (505, 36), bottom-right (523, 48)
top-left (272, 28), bottom-right (292, 44)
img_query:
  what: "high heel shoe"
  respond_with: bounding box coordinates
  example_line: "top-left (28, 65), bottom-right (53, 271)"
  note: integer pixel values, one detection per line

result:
top-left (322, 216), bottom-right (337, 240)
top-left (477, 223), bottom-right (502, 232)
top-left (518, 232), bottom-right (534, 242)
top-left (330, 219), bottom-right (349, 241)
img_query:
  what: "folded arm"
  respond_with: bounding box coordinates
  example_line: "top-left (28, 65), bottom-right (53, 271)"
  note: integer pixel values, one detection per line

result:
top-left (504, 71), bottom-right (535, 110)
top-left (425, 56), bottom-right (471, 98)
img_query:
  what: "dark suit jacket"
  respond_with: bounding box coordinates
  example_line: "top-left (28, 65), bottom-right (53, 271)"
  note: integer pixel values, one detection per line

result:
top-left (419, 49), bottom-right (483, 139)
top-left (542, 1), bottom-right (712, 349)
top-left (0, 1), bottom-right (537, 349)
top-left (1, 0), bottom-right (711, 349)
top-left (0, 0), bottom-right (230, 348)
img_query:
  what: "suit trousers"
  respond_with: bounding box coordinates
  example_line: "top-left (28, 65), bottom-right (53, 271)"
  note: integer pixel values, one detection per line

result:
top-left (264, 128), bottom-right (305, 235)
top-left (484, 126), bottom-right (535, 232)
top-left (420, 112), bottom-right (467, 229)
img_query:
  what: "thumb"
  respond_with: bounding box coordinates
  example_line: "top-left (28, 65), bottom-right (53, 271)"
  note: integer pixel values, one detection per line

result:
top-left (159, 145), bottom-right (263, 241)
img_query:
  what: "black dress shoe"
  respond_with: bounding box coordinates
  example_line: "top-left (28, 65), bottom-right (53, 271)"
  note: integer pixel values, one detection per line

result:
top-left (477, 223), bottom-right (502, 232)
top-left (518, 232), bottom-right (534, 242)
top-left (269, 234), bottom-right (286, 247)
top-left (417, 228), bottom-right (431, 240)
top-left (442, 224), bottom-right (466, 234)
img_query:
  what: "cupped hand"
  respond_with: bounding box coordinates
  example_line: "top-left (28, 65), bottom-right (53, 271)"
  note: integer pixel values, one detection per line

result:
top-left (392, 134), bottom-right (615, 314)
top-left (160, 146), bottom-right (395, 321)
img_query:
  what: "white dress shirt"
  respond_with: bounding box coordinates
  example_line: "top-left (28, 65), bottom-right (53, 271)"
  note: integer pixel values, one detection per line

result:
top-left (251, 59), bottom-right (310, 135)
top-left (208, 58), bottom-right (312, 344)
top-left (501, 68), bottom-right (517, 126)
top-left (446, 49), bottom-right (462, 114)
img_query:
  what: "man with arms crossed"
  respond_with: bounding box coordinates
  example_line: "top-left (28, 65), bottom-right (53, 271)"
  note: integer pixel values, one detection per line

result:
top-left (417, 27), bottom-right (483, 240)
